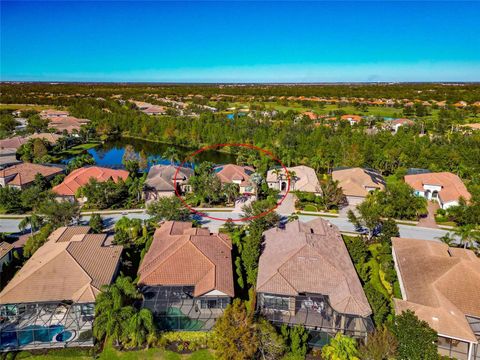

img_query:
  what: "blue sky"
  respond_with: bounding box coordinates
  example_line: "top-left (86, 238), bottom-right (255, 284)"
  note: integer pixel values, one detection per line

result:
top-left (1, 1), bottom-right (479, 82)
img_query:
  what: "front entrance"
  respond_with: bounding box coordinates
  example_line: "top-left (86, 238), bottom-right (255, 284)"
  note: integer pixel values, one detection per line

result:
top-left (281, 182), bottom-right (288, 191)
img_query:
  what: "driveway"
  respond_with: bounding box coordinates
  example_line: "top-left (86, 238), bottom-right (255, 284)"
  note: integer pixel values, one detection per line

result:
top-left (276, 193), bottom-right (297, 215)
top-left (417, 201), bottom-right (439, 229)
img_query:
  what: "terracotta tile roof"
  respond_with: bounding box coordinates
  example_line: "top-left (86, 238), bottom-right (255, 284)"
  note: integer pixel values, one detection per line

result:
top-left (27, 132), bottom-right (62, 144)
top-left (40, 109), bottom-right (69, 118)
top-left (53, 166), bottom-right (129, 196)
top-left (0, 227), bottom-right (122, 304)
top-left (266, 165), bottom-right (321, 193)
top-left (257, 218), bottom-right (372, 317)
top-left (404, 172), bottom-right (471, 204)
top-left (144, 165), bottom-right (193, 192)
top-left (0, 136), bottom-right (27, 150)
top-left (392, 237), bottom-right (480, 342)
top-left (47, 116), bottom-right (90, 134)
top-left (48, 226), bottom-right (91, 242)
top-left (340, 114), bottom-right (362, 123)
top-left (214, 164), bottom-right (254, 187)
top-left (142, 105), bottom-right (166, 115)
top-left (0, 241), bottom-right (14, 259)
top-left (138, 221), bottom-right (234, 297)
top-left (302, 111), bottom-right (318, 120)
top-left (332, 167), bottom-right (385, 197)
top-left (0, 163), bottom-right (63, 187)
top-left (389, 118), bottom-right (415, 126)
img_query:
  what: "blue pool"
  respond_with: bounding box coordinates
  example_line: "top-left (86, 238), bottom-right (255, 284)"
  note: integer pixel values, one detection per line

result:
top-left (0, 324), bottom-right (68, 349)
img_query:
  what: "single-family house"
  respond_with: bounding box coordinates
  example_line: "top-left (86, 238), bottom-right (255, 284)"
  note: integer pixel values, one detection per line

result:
top-left (39, 109), bottom-right (69, 119)
top-left (392, 237), bottom-right (480, 360)
top-left (0, 163), bottom-right (63, 189)
top-left (385, 118), bottom-right (415, 133)
top-left (340, 115), bottom-right (362, 125)
top-left (332, 167), bottom-right (385, 206)
top-left (266, 165), bottom-right (321, 194)
top-left (142, 105), bottom-right (166, 116)
top-left (52, 166), bottom-right (129, 202)
top-left (256, 218), bottom-right (373, 346)
top-left (143, 164), bottom-right (193, 201)
top-left (0, 242), bottom-right (14, 273)
top-left (138, 221), bottom-right (234, 330)
top-left (0, 226), bottom-right (122, 351)
top-left (47, 116), bottom-right (90, 134)
top-left (404, 172), bottom-right (471, 209)
top-left (214, 164), bottom-right (255, 194)
top-left (27, 133), bottom-right (61, 145)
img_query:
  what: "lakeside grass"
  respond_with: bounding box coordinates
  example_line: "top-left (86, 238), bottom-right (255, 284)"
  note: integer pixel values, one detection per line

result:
top-left (61, 142), bottom-right (101, 156)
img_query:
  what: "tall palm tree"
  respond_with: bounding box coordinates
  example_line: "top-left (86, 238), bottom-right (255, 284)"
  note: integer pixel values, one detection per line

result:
top-left (124, 308), bottom-right (156, 348)
top-left (250, 172), bottom-right (264, 197)
top-left (19, 214), bottom-right (43, 234)
top-left (453, 224), bottom-right (480, 249)
top-left (223, 183), bottom-right (240, 205)
top-left (93, 276), bottom-right (142, 346)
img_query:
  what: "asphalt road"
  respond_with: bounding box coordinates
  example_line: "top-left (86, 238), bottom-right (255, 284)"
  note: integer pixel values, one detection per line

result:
top-left (0, 211), bottom-right (449, 241)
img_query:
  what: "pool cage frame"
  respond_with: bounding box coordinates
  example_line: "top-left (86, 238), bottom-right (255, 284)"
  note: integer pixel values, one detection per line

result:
top-left (256, 292), bottom-right (374, 347)
top-left (140, 285), bottom-right (230, 331)
top-left (0, 301), bottom-right (95, 352)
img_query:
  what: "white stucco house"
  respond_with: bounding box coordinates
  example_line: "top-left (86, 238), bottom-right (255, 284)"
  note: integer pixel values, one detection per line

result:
top-left (404, 172), bottom-right (471, 210)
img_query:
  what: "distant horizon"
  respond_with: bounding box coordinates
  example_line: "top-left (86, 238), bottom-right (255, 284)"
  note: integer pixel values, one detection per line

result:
top-left (2, 80), bottom-right (480, 85)
top-left (2, 1), bottom-right (479, 82)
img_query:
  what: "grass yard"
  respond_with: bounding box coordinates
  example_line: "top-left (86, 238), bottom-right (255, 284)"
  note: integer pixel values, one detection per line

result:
top-left (0, 104), bottom-right (53, 111)
top-left (98, 344), bottom-right (215, 360)
top-left (61, 142), bottom-right (101, 156)
top-left (14, 346), bottom-right (215, 360)
top-left (15, 348), bottom-right (92, 359)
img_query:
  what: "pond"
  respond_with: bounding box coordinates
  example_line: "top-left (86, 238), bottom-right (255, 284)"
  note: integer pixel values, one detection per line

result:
top-left (81, 137), bottom-right (236, 169)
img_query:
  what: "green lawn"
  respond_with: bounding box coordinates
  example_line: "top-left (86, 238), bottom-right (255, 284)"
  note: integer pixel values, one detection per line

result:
top-left (15, 346), bottom-right (215, 360)
top-left (98, 344), bottom-right (215, 360)
top-left (61, 142), bottom-right (101, 155)
top-left (242, 101), bottom-right (442, 119)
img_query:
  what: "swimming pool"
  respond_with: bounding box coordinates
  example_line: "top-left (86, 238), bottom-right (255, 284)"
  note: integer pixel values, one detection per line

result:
top-left (0, 324), bottom-right (68, 349)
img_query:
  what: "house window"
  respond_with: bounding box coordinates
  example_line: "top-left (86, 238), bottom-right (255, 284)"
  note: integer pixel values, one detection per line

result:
top-left (262, 295), bottom-right (290, 311)
top-left (199, 298), bottom-right (229, 309)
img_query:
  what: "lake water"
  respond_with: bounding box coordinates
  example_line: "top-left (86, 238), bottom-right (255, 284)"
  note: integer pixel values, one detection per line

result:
top-left (83, 137), bottom-right (236, 169)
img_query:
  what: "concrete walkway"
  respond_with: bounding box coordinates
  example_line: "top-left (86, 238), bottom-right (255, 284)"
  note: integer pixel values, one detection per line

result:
top-left (276, 193), bottom-right (297, 215)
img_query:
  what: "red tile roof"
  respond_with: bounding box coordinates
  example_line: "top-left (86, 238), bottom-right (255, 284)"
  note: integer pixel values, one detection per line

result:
top-left (257, 218), bottom-right (371, 317)
top-left (138, 221), bottom-right (234, 297)
top-left (0, 163), bottom-right (63, 187)
top-left (404, 172), bottom-right (471, 204)
top-left (52, 166), bottom-right (129, 196)
top-left (214, 164), bottom-right (254, 187)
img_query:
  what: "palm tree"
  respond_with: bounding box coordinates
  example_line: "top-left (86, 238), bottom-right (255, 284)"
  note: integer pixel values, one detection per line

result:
top-left (223, 183), bottom-right (240, 205)
top-left (250, 172), bottom-right (263, 197)
top-left (163, 147), bottom-right (180, 165)
top-left (453, 224), bottom-right (480, 249)
top-left (19, 214), bottom-right (43, 234)
top-left (123, 308), bottom-right (156, 348)
top-left (93, 276), bottom-right (142, 346)
top-left (437, 232), bottom-right (456, 246)
top-left (286, 170), bottom-right (296, 190)
top-left (322, 332), bottom-right (359, 360)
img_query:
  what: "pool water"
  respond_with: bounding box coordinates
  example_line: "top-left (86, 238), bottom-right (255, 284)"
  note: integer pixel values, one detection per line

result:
top-left (55, 331), bottom-right (73, 342)
top-left (0, 324), bottom-right (69, 349)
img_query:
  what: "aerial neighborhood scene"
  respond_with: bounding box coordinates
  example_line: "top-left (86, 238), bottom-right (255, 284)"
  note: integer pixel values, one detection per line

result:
top-left (1, 1), bottom-right (479, 360)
